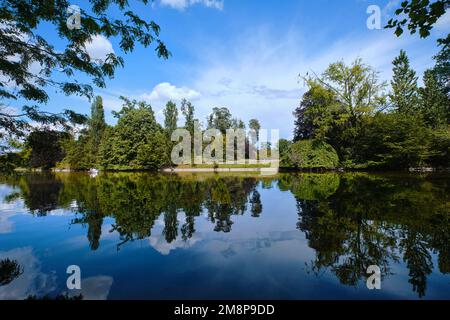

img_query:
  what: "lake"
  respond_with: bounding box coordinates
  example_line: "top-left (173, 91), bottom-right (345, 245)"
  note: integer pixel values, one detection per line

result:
top-left (0, 172), bottom-right (449, 300)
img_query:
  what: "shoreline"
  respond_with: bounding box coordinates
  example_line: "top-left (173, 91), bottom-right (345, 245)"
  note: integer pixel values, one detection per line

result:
top-left (8, 167), bottom-right (450, 174)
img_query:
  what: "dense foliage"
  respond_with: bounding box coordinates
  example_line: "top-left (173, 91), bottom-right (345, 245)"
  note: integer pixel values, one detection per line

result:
top-left (386, 0), bottom-right (449, 39)
top-left (0, 0), bottom-right (169, 140)
top-left (283, 140), bottom-right (339, 169)
top-left (293, 50), bottom-right (449, 169)
top-left (98, 98), bottom-right (170, 170)
top-left (26, 130), bottom-right (69, 169)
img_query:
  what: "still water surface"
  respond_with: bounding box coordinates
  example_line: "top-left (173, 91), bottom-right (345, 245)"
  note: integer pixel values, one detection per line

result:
top-left (0, 172), bottom-right (449, 300)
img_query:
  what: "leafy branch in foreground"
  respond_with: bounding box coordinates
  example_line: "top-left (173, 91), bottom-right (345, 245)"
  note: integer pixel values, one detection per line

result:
top-left (0, 0), bottom-right (170, 139)
top-left (385, 0), bottom-right (449, 38)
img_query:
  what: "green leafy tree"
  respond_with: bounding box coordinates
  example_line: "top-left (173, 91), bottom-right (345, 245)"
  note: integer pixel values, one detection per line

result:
top-left (231, 118), bottom-right (245, 129)
top-left (248, 119), bottom-right (261, 139)
top-left (98, 97), bottom-right (169, 170)
top-left (181, 99), bottom-right (196, 134)
top-left (60, 131), bottom-right (93, 170)
top-left (26, 130), bottom-right (69, 169)
top-left (304, 59), bottom-right (387, 163)
top-left (207, 107), bottom-right (233, 133)
top-left (358, 113), bottom-right (430, 168)
top-left (284, 140), bottom-right (339, 169)
top-left (278, 139), bottom-right (292, 167)
top-left (60, 96), bottom-right (106, 169)
top-left (163, 101), bottom-right (178, 134)
top-left (390, 50), bottom-right (419, 113)
top-left (90, 96), bottom-right (106, 149)
top-left (293, 80), bottom-right (338, 142)
top-left (419, 70), bottom-right (448, 127)
top-left (320, 59), bottom-right (387, 122)
top-left (0, 0), bottom-right (169, 139)
top-left (433, 35), bottom-right (450, 96)
top-left (428, 127), bottom-right (450, 167)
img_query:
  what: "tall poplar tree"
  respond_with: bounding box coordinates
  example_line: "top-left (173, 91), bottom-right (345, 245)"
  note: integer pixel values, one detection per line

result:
top-left (181, 99), bottom-right (196, 135)
top-left (163, 101), bottom-right (178, 134)
top-left (90, 96), bottom-right (106, 148)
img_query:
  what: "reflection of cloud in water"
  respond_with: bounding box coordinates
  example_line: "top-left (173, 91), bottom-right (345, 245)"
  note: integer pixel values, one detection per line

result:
top-left (67, 276), bottom-right (113, 300)
top-left (149, 232), bottom-right (202, 255)
top-left (0, 247), bottom-right (57, 300)
top-left (0, 198), bottom-right (26, 234)
top-left (200, 230), bottom-right (311, 264)
top-left (0, 212), bottom-right (14, 234)
top-left (149, 213), bottom-right (202, 255)
top-left (0, 196), bottom-right (75, 234)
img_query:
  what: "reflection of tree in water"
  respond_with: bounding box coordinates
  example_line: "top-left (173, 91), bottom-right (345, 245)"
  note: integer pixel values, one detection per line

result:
top-left (2, 173), bottom-right (262, 249)
top-left (204, 178), bottom-right (257, 232)
top-left (400, 230), bottom-right (433, 298)
top-left (250, 190), bottom-right (263, 218)
top-left (0, 258), bottom-right (23, 286)
top-left (2, 172), bottom-right (450, 298)
top-left (293, 173), bottom-right (450, 298)
top-left (2, 174), bottom-right (64, 216)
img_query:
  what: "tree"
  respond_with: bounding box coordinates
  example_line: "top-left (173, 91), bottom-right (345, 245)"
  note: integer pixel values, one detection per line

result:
top-left (231, 118), bottom-right (245, 129)
top-left (0, 0), bottom-right (169, 139)
top-left (293, 80), bottom-right (337, 142)
top-left (207, 107), bottom-right (233, 133)
top-left (98, 97), bottom-right (169, 170)
top-left (304, 59), bottom-right (387, 162)
top-left (284, 140), bottom-right (339, 169)
top-left (26, 130), bottom-right (69, 169)
top-left (163, 100), bottom-right (178, 134)
top-left (386, 0), bottom-right (449, 38)
top-left (181, 99), bottom-right (195, 134)
top-left (60, 132), bottom-right (92, 170)
top-left (249, 119), bottom-right (261, 139)
top-left (358, 113), bottom-right (430, 168)
top-left (428, 127), bottom-right (450, 167)
top-left (320, 59), bottom-right (387, 122)
top-left (433, 35), bottom-right (450, 96)
top-left (390, 50), bottom-right (419, 113)
top-left (59, 96), bottom-right (106, 169)
top-left (90, 96), bottom-right (106, 148)
top-left (419, 70), bottom-right (448, 127)
top-left (278, 138), bottom-right (293, 167)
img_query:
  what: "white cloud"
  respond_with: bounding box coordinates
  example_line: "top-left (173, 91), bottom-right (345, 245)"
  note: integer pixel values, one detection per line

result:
top-left (160, 0), bottom-right (223, 11)
top-left (84, 35), bottom-right (115, 63)
top-left (141, 82), bottom-right (201, 102)
top-left (149, 233), bottom-right (202, 255)
top-left (148, 213), bottom-right (202, 255)
top-left (177, 25), bottom-right (433, 139)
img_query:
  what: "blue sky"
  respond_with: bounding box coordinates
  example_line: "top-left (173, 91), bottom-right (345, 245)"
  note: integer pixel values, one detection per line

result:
top-left (12, 0), bottom-right (450, 138)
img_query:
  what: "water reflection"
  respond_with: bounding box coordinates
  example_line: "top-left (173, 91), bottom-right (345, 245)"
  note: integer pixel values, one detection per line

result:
top-left (0, 172), bottom-right (449, 299)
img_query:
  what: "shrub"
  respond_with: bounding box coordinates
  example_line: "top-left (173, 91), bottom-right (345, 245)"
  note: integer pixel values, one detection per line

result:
top-left (284, 140), bottom-right (339, 169)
